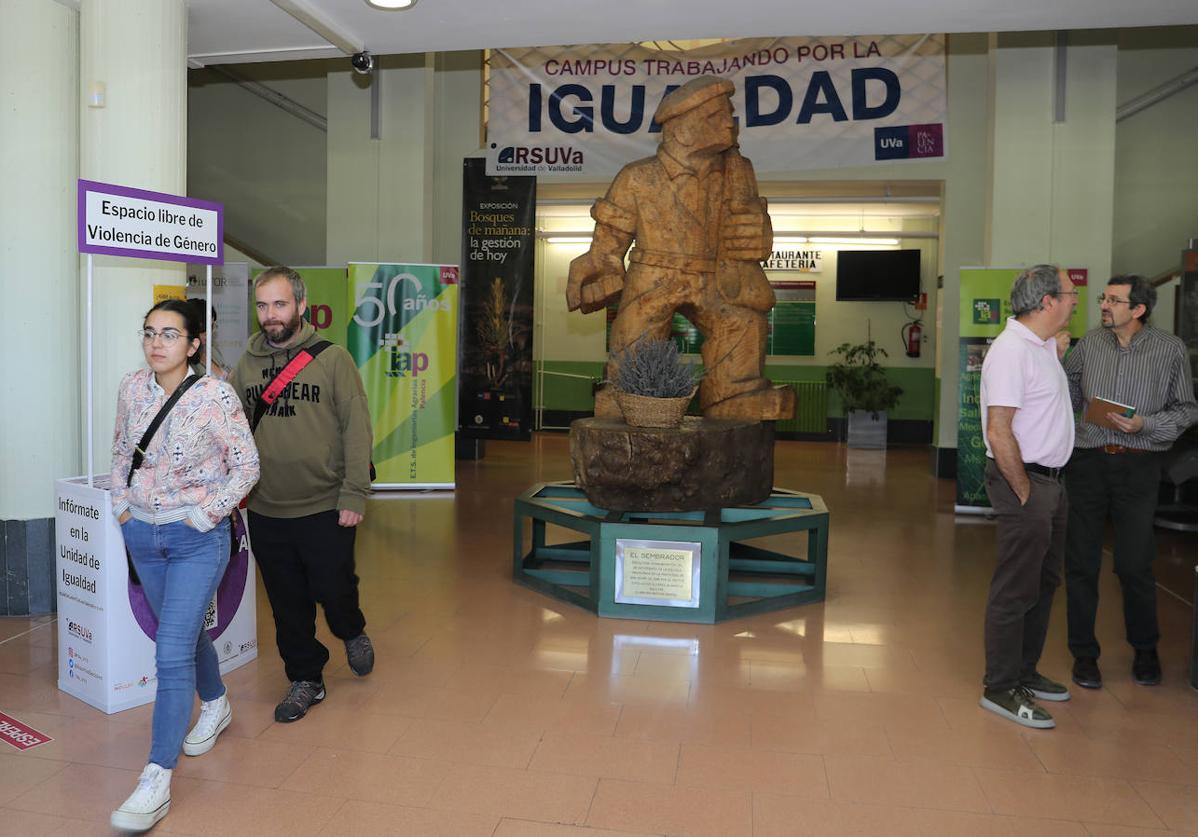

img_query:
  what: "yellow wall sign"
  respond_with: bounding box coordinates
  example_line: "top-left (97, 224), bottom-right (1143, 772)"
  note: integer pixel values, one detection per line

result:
top-left (152, 284), bottom-right (187, 305)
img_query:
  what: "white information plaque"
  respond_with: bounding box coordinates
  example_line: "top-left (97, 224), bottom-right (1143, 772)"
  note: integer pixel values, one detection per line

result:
top-left (614, 539), bottom-right (702, 608)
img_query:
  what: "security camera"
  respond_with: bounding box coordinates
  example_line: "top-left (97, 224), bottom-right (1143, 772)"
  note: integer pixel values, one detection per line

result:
top-left (351, 51), bottom-right (374, 75)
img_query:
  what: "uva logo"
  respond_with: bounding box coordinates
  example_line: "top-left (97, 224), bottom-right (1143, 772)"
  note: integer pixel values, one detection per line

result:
top-left (494, 144), bottom-right (583, 166)
top-left (388, 350), bottom-right (430, 378)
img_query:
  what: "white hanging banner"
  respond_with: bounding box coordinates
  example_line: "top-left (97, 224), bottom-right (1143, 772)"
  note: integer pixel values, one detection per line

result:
top-left (487, 35), bottom-right (946, 177)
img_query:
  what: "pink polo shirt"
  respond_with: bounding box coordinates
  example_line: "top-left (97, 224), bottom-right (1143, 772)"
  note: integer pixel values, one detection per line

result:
top-left (980, 317), bottom-right (1074, 468)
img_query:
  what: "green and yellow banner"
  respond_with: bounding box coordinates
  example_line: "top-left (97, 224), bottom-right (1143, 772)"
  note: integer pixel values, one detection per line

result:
top-left (347, 263), bottom-right (459, 488)
top-left (956, 267), bottom-right (1088, 511)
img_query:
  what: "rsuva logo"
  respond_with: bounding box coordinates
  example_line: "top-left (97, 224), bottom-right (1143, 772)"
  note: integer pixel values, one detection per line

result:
top-left (492, 143), bottom-right (584, 166)
top-left (67, 619), bottom-right (93, 643)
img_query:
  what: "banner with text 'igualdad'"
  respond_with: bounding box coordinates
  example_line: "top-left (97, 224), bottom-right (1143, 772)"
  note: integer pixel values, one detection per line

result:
top-left (487, 35), bottom-right (946, 177)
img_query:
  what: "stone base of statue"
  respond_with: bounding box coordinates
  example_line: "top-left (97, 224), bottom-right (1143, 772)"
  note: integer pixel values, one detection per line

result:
top-left (570, 416), bottom-right (774, 512)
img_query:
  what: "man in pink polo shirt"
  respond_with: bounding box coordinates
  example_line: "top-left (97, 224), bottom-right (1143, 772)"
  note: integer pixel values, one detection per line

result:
top-left (978, 264), bottom-right (1077, 729)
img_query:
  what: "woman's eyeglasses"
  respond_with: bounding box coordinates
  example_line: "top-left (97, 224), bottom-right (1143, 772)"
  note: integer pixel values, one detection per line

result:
top-left (139, 328), bottom-right (184, 346)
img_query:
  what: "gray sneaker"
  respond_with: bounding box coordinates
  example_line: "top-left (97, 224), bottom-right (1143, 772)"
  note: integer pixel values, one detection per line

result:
top-left (345, 633), bottom-right (375, 677)
top-left (274, 680), bottom-right (325, 723)
top-left (1021, 672), bottom-right (1071, 702)
top-left (980, 686), bottom-right (1055, 729)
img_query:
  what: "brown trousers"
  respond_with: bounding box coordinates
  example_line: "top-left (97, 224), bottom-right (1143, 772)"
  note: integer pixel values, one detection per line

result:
top-left (982, 458), bottom-right (1068, 692)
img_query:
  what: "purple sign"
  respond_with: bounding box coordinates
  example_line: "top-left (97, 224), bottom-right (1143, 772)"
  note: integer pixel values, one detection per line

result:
top-left (127, 509), bottom-right (249, 642)
top-left (78, 179), bottom-right (224, 266)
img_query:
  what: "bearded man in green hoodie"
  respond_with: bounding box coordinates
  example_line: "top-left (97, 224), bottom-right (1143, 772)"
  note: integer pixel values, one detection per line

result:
top-left (230, 266), bottom-right (375, 723)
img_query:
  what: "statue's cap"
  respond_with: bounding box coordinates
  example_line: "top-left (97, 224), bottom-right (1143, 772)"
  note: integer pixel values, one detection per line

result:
top-left (654, 76), bottom-right (735, 125)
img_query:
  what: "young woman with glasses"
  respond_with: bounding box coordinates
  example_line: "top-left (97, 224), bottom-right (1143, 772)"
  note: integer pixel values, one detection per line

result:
top-left (108, 298), bottom-right (259, 832)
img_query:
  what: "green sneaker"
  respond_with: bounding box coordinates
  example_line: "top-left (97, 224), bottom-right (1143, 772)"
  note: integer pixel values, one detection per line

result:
top-left (980, 686), bottom-right (1055, 729)
top-left (1021, 672), bottom-right (1071, 702)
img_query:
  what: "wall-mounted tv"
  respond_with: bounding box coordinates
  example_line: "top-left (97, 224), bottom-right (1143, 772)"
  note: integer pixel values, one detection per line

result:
top-left (835, 249), bottom-right (921, 301)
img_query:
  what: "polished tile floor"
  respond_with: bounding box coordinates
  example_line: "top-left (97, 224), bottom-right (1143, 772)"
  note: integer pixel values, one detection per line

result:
top-left (2, 435), bottom-right (1197, 836)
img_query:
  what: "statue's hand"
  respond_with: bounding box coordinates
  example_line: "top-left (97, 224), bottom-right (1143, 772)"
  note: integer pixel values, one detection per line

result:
top-left (722, 199), bottom-right (772, 261)
top-left (566, 252), bottom-right (625, 314)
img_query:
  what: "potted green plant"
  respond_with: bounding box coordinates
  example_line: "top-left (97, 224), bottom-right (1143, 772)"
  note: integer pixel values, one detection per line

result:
top-left (610, 338), bottom-right (700, 428)
top-left (826, 340), bottom-right (903, 448)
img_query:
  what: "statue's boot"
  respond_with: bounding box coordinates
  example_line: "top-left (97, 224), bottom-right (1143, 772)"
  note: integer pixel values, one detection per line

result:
top-left (593, 384), bottom-right (622, 419)
top-left (704, 385), bottom-right (795, 421)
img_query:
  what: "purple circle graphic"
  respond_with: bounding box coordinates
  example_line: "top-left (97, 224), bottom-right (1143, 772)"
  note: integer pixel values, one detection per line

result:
top-left (128, 508), bottom-right (249, 641)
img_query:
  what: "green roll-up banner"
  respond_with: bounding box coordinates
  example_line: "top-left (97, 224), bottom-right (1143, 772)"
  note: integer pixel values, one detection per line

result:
top-left (956, 267), bottom-right (1088, 512)
top-left (347, 263), bottom-right (460, 488)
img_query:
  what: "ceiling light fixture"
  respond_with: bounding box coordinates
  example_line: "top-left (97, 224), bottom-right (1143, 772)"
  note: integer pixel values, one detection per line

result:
top-left (367, 0), bottom-right (417, 9)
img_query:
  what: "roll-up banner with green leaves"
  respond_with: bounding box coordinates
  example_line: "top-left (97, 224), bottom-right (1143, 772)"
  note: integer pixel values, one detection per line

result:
top-left (348, 263), bottom-right (460, 489)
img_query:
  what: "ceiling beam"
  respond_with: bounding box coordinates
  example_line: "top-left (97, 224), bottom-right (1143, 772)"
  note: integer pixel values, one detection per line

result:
top-left (269, 0), bottom-right (364, 55)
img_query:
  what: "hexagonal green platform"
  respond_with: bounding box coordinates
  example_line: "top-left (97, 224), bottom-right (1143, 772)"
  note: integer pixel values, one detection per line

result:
top-left (513, 482), bottom-right (829, 624)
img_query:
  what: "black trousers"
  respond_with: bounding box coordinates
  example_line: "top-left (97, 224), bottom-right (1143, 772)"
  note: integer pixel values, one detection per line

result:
top-left (1064, 447), bottom-right (1162, 659)
top-left (983, 460), bottom-right (1068, 692)
top-left (249, 510), bottom-right (367, 683)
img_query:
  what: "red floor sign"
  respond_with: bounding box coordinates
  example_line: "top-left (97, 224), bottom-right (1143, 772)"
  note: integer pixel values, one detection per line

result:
top-left (0, 711), bottom-right (52, 751)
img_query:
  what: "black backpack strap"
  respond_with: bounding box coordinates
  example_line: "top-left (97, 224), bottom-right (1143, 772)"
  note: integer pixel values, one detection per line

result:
top-left (250, 340), bottom-right (332, 433)
top-left (127, 374), bottom-right (201, 487)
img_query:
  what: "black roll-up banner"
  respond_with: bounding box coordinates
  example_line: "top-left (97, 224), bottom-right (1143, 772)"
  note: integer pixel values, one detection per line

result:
top-left (457, 158), bottom-right (536, 441)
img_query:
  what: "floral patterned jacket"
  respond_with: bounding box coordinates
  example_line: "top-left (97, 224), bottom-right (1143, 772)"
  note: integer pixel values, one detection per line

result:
top-left (110, 369), bottom-right (259, 532)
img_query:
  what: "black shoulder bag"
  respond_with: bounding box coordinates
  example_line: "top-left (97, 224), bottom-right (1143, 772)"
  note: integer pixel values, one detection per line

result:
top-left (123, 373), bottom-right (200, 587)
top-left (127, 373), bottom-right (201, 486)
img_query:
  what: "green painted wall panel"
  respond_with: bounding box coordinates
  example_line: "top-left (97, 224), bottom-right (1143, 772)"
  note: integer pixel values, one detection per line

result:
top-left (540, 362), bottom-right (935, 421)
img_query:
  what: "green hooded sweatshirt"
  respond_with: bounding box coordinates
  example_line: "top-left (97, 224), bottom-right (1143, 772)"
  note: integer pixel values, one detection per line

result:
top-left (229, 322), bottom-right (373, 518)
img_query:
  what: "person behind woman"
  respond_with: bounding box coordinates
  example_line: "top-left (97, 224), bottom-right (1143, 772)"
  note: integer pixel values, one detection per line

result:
top-left (185, 296), bottom-right (229, 380)
top-left (109, 299), bottom-right (259, 832)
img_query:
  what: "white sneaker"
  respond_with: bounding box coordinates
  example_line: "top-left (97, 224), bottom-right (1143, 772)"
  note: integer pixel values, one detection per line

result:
top-left (111, 763), bottom-right (171, 832)
top-left (183, 693), bottom-right (231, 756)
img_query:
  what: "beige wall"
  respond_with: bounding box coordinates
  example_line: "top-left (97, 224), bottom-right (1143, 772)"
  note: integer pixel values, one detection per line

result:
top-left (1112, 26), bottom-right (1198, 280)
top-left (188, 61), bottom-right (330, 266)
top-left (325, 51), bottom-right (483, 267)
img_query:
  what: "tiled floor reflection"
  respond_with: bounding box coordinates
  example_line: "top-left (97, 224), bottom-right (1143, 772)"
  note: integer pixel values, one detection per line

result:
top-left (2, 435), bottom-right (1196, 835)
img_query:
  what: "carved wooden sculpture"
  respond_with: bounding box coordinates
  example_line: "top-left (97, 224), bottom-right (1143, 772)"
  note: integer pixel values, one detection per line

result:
top-left (566, 75), bottom-right (795, 422)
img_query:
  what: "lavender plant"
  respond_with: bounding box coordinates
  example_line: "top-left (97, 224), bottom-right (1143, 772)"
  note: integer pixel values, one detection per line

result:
top-left (610, 338), bottom-right (700, 398)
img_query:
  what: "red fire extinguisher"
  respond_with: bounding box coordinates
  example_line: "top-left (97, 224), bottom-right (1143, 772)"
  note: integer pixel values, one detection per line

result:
top-left (903, 320), bottom-right (922, 358)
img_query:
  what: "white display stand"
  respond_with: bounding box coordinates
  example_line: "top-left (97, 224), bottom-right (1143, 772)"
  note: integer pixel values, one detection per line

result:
top-left (55, 476), bottom-right (258, 714)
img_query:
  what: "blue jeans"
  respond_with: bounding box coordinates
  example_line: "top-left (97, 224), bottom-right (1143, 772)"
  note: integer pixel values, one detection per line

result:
top-left (122, 518), bottom-right (230, 769)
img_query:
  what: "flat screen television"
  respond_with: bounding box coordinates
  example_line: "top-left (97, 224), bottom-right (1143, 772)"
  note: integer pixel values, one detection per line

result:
top-left (835, 249), bottom-right (921, 301)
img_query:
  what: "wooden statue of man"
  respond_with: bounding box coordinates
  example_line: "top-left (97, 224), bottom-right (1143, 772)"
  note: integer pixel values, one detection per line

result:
top-left (566, 76), bottom-right (794, 421)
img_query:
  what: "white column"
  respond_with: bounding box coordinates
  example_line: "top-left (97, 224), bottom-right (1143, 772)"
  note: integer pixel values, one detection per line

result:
top-left (326, 54), bottom-right (436, 265)
top-left (985, 32), bottom-right (1117, 286)
top-left (79, 0), bottom-right (188, 477)
top-left (0, 0), bottom-right (80, 520)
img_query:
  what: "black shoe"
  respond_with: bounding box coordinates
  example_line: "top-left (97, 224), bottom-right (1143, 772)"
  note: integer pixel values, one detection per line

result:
top-left (1133, 648), bottom-right (1162, 686)
top-left (274, 680), bottom-right (325, 722)
top-left (1072, 656), bottom-right (1102, 690)
top-left (1021, 672), bottom-right (1071, 702)
top-left (345, 633), bottom-right (375, 677)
